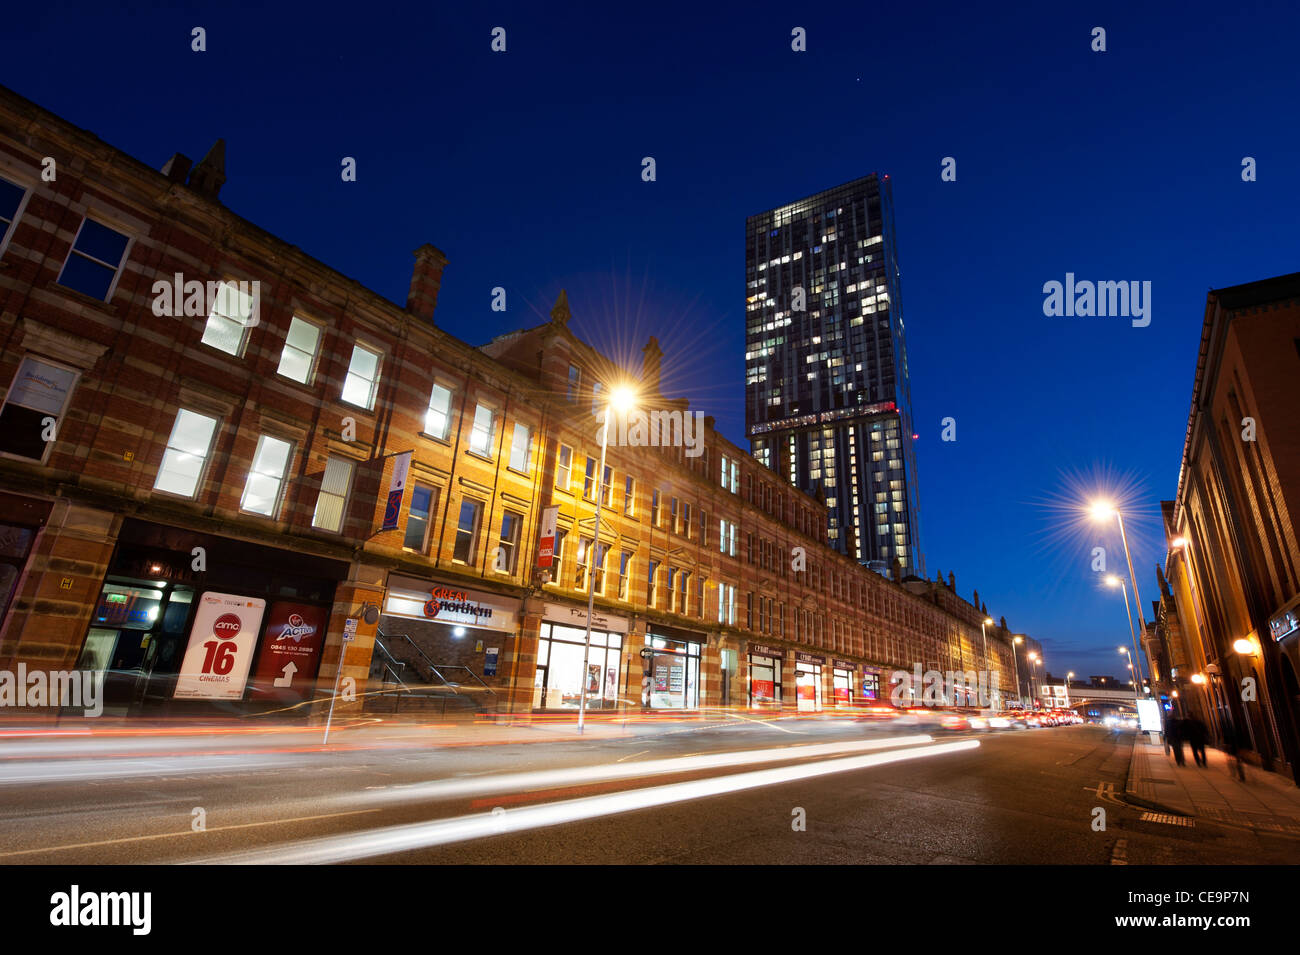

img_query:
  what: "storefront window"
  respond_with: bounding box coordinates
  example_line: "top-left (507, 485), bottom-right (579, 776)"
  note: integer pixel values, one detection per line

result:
top-left (796, 662), bottom-right (823, 712)
top-left (534, 622), bottom-right (624, 710)
top-left (749, 656), bottom-right (782, 707)
top-left (833, 667), bottom-right (853, 705)
top-left (647, 634), bottom-right (700, 709)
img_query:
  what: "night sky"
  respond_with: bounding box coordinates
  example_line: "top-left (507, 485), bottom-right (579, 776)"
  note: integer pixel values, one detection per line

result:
top-left (8, 1), bottom-right (1298, 679)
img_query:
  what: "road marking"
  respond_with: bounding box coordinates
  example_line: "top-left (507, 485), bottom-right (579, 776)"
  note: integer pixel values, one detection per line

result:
top-left (0, 808), bottom-right (381, 859)
top-left (722, 712), bottom-right (802, 734)
top-left (195, 739), bottom-right (980, 864)
top-left (1139, 811), bottom-right (1194, 828)
top-left (615, 750), bottom-right (650, 763)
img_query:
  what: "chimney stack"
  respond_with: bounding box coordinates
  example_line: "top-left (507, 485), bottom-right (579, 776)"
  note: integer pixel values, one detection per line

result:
top-left (406, 244), bottom-right (449, 322)
top-left (187, 139), bottom-right (226, 198)
top-left (642, 335), bottom-right (663, 396)
top-left (161, 153), bottom-right (192, 183)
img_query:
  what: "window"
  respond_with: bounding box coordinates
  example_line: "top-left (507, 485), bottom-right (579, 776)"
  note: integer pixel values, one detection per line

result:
top-left (154, 409), bottom-right (218, 498)
top-left (57, 217), bottom-right (129, 301)
top-left (200, 282), bottom-right (255, 356)
top-left (453, 499), bottom-right (482, 564)
top-left (718, 583), bottom-right (736, 626)
top-left (618, 550), bottom-right (633, 599)
top-left (601, 465), bottom-right (613, 506)
top-left (469, 403), bottom-right (495, 456)
top-left (403, 483), bottom-right (436, 551)
top-left (424, 383), bottom-right (454, 439)
top-left (647, 559), bottom-right (660, 608)
top-left (555, 444), bottom-right (573, 490)
top-left (277, 316), bottom-right (322, 384)
top-left (0, 356), bottom-right (78, 462)
top-left (678, 570), bottom-right (690, 614)
top-left (241, 434), bottom-right (293, 517)
top-left (313, 456), bottom-right (355, 533)
top-left (682, 502), bottom-right (692, 538)
top-left (342, 343), bottom-right (382, 410)
top-left (0, 175), bottom-right (28, 254)
top-left (670, 497), bottom-right (679, 532)
top-left (495, 511), bottom-right (522, 573)
top-left (567, 364), bottom-right (581, 401)
top-left (575, 537), bottom-right (592, 589)
top-left (508, 423), bottom-right (531, 471)
top-left (651, 489), bottom-right (661, 525)
top-left (720, 454), bottom-right (739, 493)
top-left (700, 509), bottom-right (708, 546)
top-left (746, 592), bottom-right (754, 629)
top-left (624, 476), bottom-right (636, 516)
top-left (719, 519), bottom-right (737, 556)
top-left (591, 380), bottom-right (603, 416)
top-left (583, 457), bottom-right (597, 501)
top-left (592, 542), bottom-right (610, 594)
top-left (697, 576), bottom-right (706, 619)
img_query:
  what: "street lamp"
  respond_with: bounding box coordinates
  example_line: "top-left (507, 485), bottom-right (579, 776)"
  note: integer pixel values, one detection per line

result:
top-left (1091, 500), bottom-right (1151, 693)
top-left (1012, 635), bottom-right (1025, 708)
top-left (577, 384), bottom-right (636, 734)
top-left (1028, 652), bottom-right (1041, 709)
top-left (1065, 671), bottom-right (1075, 709)
top-left (1105, 574), bottom-right (1146, 698)
top-left (1119, 646), bottom-right (1140, 705)
top-left (980, 617), bottom-right (994, 707)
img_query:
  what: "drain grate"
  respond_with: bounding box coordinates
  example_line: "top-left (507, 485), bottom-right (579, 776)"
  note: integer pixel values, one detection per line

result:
top-left (1140, 811), bottom-right (1194, 827)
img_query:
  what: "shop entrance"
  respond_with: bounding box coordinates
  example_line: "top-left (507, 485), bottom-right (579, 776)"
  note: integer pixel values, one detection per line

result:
top-left (535, 622), bottom-right (623, 710)
top-left (749, 653), bottom-right (783, 708)
top-left (796, 662), bottom-right (823, 712)
top-left (646, 633), bottom-right (701, 709)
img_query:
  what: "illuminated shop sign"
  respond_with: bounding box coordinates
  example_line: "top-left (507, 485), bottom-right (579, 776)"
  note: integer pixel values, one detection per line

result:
top-left (384, 574), bottom-right (519, 633)
top-left (1269, 609), bottom-right (1298, 642)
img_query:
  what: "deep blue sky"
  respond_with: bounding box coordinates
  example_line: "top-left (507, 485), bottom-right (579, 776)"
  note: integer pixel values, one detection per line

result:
top-left (8, 1), bottom-right (1298, 680)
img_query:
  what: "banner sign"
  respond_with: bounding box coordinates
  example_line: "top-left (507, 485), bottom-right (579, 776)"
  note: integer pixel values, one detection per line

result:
top-left (173, 592), bottom-right (266, 700)
top-left (543, 601), bottom-right (629, 634)
top-left (832, 658), bottom-right (856, 671)
top-left (795, 651), bottom-right (825, 665)
top-left (537, 505), bottom-right (559, 568)
top-left (248, 602), bottom-right (328, 700)
top-left (748, 643), bottom-right (784, 660)
top-left (381, 450), bottom-right (413, 531)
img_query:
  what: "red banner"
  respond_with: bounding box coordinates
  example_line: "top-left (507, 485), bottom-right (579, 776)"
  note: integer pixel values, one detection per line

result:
top-left (248, 602), bottom-right (328, 701)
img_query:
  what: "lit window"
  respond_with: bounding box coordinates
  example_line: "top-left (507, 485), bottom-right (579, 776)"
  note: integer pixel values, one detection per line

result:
top-left (469, 403), bottom-right (495, 455)
top-left (313, 456), bottom-right (354, 533)
top-left (154, 408), bottom-right (218, 498)
top-left (508, 423), bottom-right (531, 471)
top-left (424, 383), bottom-right (454, 439)
top-left (623, 476), bottom-right (636, 516)
top-left (201, 282), bottom-right (255, 356)
top-left (277, 317), bottom-right (322, 383)
top-left (567, 365), bottom-right (580, 401)
top-left (240, 434), bottom-right (293, 517)
top-left (341, 343), bottom-right (382, 409)
top-left (57, 218), bottom-right (129, 301)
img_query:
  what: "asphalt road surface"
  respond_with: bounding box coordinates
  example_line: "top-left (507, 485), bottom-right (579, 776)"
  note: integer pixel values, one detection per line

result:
top-left (1, 721), bottom-right (1294, 864)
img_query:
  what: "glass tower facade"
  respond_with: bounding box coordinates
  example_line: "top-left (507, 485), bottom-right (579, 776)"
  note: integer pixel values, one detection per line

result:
top-left (745, 174), bottom-right (922, 577)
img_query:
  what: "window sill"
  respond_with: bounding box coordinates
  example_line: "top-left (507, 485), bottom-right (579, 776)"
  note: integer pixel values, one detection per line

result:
top-left (48, 280), bottom-right (119, 315)
top-left (419, 431), bottom-right (452, 446)
top-left (339, 399), bottom-right (376, 414)
top-left (465, 449), bottom-right (494, 463)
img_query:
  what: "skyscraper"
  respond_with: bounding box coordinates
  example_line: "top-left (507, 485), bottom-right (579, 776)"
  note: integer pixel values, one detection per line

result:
top-left (745, 174), bottom-right (922, 576)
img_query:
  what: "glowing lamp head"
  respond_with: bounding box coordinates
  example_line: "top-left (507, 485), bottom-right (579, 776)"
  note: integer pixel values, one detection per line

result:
top-left (1190, 673), bottom-right (1207, 685)
top-left (1170, 537), bottom-right (1188, 549)
top-left (1105, 575), bottom-right (1121, 588)
top-left (1232, 638), bottom-right (1255, 656)
top-left (984, 617), bottom-right (994, 626)
top-left (1089, 500), bottom-right (1116, 522)
top-left (608, 385), bottom-right (636, 413)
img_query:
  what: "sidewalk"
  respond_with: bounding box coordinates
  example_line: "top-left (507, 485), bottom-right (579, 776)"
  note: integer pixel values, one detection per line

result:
top-left (1127, 735), bottom-right (1300, 835)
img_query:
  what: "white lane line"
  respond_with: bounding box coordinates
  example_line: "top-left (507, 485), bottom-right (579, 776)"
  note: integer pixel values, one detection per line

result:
top-left (615, 750), bottom-right (650, 763)
top-left (196, 739), bottom-right (979, 865)
top-left (0, 809), bottom-right (381, 859)
top-left (351, 734), bottom-right (937, 806)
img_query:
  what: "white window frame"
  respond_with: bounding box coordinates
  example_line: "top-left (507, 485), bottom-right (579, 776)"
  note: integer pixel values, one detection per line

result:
top-left (508, 422), bottom-right (531, 472)
top-left (453, 497), bottom-right (483, 565)
top-left (240, 433), bottom-right (295, 518)
top-left (468, 402), bottom-right (496, 457)
top-left (0, 173), bottom-right (33, 260)
top-left (277, 315), bottom-right (324, 384)
top-left (153, 408), bottom-right (220, 500)
top-left (0, 354), bottom-right (81, 466)
top-left (424, 382), bottom-right (455, 440)
top-left (56, 215), bottom-right (132, 302)
top-left (495, 510), bottom-right (523, 574)
top-left (200, 280), bottom-right (256, 357)
top-left (341, 342), bottom-right (383, 410)
top-left (555, 444), bottom-right (572, 491)
top-left (312, 454), bottom-right (355, 533)
top-left (403, 482), bottom-right (438, 553)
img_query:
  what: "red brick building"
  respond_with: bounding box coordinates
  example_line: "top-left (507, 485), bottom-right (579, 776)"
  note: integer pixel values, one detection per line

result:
top-left (0, 84), bottom-right (1021, 719)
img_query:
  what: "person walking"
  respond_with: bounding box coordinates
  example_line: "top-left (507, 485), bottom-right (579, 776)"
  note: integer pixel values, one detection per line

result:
top-left (1184, 714), bottom-right (1209, 768)
top-left (1166, 715), bottom-right (1186, 766)
top-left (1222, 718), bottom-right (1247, 782)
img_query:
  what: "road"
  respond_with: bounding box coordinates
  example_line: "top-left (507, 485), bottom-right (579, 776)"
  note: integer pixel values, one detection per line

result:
top-left (0, 720), bottom-right (1294, 864)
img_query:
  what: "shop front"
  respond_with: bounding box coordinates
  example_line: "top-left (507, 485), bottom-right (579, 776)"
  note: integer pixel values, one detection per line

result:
top-left (832, 658), bottom-right (856, 706)
top-left (77, 519), bottom-right (346, 716)
top-left (748, 642), bottom-right (785, 709)
top-left (795, 651), bottom-right (824, 712)
top-left (645, 625), bottom-right (704, 710)
top-left (534, 602), bottom-right (628, 711)
top-left (860, 667), bottom-right (881, 702)
top-left (380, 574), bottom-right (521, 699)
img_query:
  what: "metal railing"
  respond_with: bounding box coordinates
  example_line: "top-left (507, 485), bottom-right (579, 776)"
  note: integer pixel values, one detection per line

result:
top-left (370, 629), bottom-right (497, 715)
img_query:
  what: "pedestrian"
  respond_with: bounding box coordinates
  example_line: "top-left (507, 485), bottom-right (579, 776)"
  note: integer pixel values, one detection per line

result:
top-left (1166, 715), bottom-right (1186, 766)
top-left (1222, 719), bottom-right (1247, 782)
top-left (1184, 715), bottom-right (1208, 767)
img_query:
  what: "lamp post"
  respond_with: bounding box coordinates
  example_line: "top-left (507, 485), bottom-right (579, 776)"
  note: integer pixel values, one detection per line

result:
top-left (1119, 646), bottom-right (1140, 706)
top-left (979, 616), bottom-right (994, 707)
top-left (577, 385), bottom-right (635, 734)
top-left (1105, 574), bottom-right (1146, 698)
top-left (1065, 671), bottom-right (1074, 709)
top-left (1028, 652), bottom-right (1041, 709)
top-left (1012, 635), bottom-right (1024, 708)
top-left (1091, 501), bottom-right (1151, 692)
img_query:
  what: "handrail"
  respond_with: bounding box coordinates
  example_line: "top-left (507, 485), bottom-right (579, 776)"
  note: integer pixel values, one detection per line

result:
top-left (378, 629), bottom-right (497, 696)
top-left (429, 664), bottom-right (497, 696)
